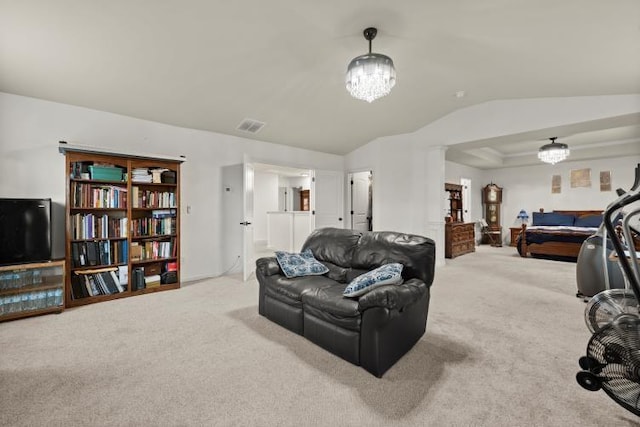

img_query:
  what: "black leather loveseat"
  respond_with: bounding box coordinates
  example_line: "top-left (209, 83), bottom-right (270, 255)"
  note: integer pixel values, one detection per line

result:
top-left (256, 227), bottom-right (436, 377)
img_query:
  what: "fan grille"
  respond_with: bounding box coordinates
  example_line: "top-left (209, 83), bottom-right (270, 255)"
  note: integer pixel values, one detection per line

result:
top-left (585, 289), bottom-right (639, 333)
top-left (587, 316), bottom-right (640, 415)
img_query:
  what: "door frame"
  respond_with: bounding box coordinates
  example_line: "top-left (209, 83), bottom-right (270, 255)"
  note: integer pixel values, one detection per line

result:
top-left (347, 168), bottom-right (374, 231)
top-left (241, 156), bottom-right (314, 280)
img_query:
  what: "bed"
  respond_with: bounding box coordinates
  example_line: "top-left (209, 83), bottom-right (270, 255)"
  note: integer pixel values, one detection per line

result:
top-left (516, 209), bottom-right (603, 261)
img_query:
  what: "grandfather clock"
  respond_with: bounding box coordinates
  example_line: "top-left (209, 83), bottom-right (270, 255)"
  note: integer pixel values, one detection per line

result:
top-left (482, 183), bottom-right (503, 246)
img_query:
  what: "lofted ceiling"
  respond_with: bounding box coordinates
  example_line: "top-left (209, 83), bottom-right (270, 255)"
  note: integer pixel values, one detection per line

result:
top-left (1, 1), bottom-right (639, 168)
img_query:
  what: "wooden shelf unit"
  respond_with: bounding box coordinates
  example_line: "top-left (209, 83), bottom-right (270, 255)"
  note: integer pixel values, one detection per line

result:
top-left (63, 150), bottom-right (182, 308)
top-left (0, 260), bottom-right (65, 322)
top-left (445, 183), bottom-right (464, 223)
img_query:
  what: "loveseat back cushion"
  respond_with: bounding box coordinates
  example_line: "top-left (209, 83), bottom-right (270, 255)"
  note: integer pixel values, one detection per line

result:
top-left (351, 231), bottom-right (436, 286)
top-left (302, 228), bottom-right (362, 267)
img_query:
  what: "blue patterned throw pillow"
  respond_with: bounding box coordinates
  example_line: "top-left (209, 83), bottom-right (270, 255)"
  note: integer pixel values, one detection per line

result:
top-left (275, 249), bottom-right (329, 278)
top-left (343, 263), bottom-right (403, 298)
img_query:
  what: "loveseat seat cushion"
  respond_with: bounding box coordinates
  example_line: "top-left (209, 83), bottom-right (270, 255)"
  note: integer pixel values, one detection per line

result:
top-left (302, 228), bottom-right (362, 267)
top-left (351, 231), bottom-right (435, 285)
top-left (302, 283), bottom-right (361, 331)
top-left (263, 274), bottom-right (338, 307)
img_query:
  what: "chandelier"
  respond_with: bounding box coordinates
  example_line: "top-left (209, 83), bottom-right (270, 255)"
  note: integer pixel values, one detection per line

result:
top-left (538, 137), bottom-right (570, 165)
top-left (345, 27), bottom-right (396, 103)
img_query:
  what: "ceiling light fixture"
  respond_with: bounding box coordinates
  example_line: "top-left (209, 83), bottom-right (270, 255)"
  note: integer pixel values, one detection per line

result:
top-left (538, 137), bottom-right (570, 165)
top-left (345, 27), bottom-right (396, 103)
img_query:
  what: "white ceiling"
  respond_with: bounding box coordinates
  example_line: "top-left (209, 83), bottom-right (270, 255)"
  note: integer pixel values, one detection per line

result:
top-left (1, 1), bottom-right (639, 168)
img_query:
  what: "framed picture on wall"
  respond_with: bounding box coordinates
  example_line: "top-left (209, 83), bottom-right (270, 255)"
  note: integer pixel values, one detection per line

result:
top-left (571, 168), bottom-right (591, 188)
top-left (551, 175), bottom-right (561, 194)
top-left (600, 171), bottom-right (611, 192)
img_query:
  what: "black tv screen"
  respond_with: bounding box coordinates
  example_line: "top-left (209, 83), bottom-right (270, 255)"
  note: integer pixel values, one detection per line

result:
top-left (0, 198), bottom-right (52, 266)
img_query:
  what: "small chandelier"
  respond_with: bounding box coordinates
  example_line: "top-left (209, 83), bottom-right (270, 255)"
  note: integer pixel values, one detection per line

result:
top-left (538, 137), bottom-right (570, 165)
top-left (345, 27), bottom-right (396, 103)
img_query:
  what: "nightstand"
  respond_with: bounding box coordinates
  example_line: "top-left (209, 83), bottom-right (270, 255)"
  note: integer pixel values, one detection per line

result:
top-left (509, 227), bottom-right (523, 247)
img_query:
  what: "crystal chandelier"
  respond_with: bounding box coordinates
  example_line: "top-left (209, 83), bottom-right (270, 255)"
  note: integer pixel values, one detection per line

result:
top-left (538, 137), bottom-right (570, 165)
top-left (346, 27), bottom-right (396, 103)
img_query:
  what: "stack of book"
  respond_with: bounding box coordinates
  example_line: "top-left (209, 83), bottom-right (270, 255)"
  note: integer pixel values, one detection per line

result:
top-left (131, 168), bottom-right (152, 183)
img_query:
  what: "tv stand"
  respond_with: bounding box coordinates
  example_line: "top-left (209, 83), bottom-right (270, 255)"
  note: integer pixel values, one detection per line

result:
top-left (0, 260), bottom-right (65, 322)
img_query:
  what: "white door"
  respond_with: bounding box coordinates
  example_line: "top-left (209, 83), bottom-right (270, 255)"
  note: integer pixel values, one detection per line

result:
top-left (242, 162), bottom-right (255, 281)
top-left (460, 177), bottom-right (471, 223)
top-left (351, 171), bottom-right (371, 231)
top-left (312, 170), bottom-right (344, 230)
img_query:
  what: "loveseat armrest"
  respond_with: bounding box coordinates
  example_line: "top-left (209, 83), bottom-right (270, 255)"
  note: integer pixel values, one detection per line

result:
top-left (357, 279), bottom-right (427, 312)
top-left (256, 257), bottom-right (282, 277)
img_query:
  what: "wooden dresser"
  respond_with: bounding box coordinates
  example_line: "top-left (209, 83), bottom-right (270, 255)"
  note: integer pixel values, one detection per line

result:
top-left (445, 222), bottom-right (476, 258)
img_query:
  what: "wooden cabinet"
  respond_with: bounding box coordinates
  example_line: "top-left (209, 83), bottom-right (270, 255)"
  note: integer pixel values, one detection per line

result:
top-left (61, 147), bottom-right (182, 308)
top-left (0, 260), bottom-right (65, 321)
top-left (445, 222), bottom-right (475, 258)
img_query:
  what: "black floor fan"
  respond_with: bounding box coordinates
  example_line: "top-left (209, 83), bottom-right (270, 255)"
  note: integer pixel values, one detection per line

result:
top-left (577, 166), bottom-right (640, 416)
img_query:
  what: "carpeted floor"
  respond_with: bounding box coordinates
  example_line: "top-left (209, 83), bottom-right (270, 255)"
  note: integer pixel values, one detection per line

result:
top-left (1, 246), bottom-right (638, 426)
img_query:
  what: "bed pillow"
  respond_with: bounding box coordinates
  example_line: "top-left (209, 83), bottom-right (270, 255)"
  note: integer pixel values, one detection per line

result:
top-left (343, 263), bottom-right (403, 298)
top-left (532, 212), bottom-right (575, 226)
top-left (275, 249), bottom-right (329, 278)
top-left (574, 214), bottom-right (602, 227)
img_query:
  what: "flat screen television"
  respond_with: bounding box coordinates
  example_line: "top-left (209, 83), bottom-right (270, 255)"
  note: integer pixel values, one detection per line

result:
top-left (0, 198), bottom-right (52, 266)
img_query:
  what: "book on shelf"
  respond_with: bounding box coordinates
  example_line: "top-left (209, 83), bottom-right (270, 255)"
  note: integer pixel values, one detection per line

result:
top-left (132, 267), bottom-right (145, 291)
top-left (117, 265), bottom-right (128, 286)
top-left (145, 274), bottom-right (161, 288)
top-left (70, 267), bottom-right (127, 299)
top-left (71, 213), bottom-right (127, 240)
top-left (70, 182), bottom-right (127, 208)
top-left (71, 241), bottom-right (128, 267)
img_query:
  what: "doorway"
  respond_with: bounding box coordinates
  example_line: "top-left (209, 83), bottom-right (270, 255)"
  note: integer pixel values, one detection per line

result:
top-left (350, 171), bottom-right (373, 231)
top-left (252, 163), bottom-right (312, 258)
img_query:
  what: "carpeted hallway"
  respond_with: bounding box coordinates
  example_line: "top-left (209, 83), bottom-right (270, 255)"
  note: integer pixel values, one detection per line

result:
top-left (0, 246), bottom-right (637, 426)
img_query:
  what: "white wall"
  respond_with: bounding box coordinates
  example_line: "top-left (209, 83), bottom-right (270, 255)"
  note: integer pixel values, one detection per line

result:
top-left (253, 171), bottom-right (279, 242)
top-left (286, 176), bottom-right (311, 190)
top-left (0, 92), bottom-right (343, 281)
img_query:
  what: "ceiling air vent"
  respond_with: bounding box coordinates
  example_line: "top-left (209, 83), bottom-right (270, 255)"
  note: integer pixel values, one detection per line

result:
top-left (236, 118), bottom-right (265, 134)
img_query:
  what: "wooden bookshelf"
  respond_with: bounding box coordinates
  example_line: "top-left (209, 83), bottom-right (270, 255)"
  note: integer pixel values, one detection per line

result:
top-left (61, 149), bottom-right (182, 308)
